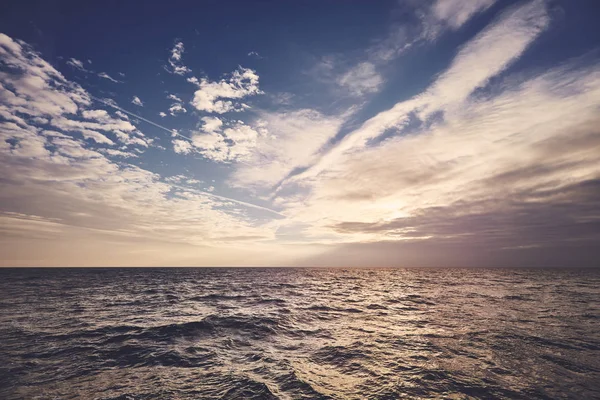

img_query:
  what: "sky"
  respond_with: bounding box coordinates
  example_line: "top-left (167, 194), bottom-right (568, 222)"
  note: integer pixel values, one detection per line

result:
top-left (0, 0), bottom-right (599, 267)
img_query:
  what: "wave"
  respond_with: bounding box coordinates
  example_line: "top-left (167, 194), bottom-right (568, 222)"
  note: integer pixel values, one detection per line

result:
top-left (2, 267), bottom-right (599, 399)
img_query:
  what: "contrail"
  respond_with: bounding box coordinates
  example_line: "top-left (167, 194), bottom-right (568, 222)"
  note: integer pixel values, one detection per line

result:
top-left (91, 95), bottom-right (193, 141)
top-left (171, 184), bottom-right (285, 217)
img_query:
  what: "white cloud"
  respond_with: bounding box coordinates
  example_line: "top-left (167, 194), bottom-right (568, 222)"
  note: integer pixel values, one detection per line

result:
top-left (188, 122), bottom-right (260, 163)
top-left (230, 109), bottom-right (345, 189)
top-left (201, 116), bottom-right (223, 133)
top-left (190, 67), bottom-right (262, 113)
top-left (171, 42), bottom-right (183, 61)
top-left (113, 130), bottom-right (152, 148)
top-left (167, 41), bottom-right (192, 75)
top-left (131, 96), bottom-right (144, 107)
top-left (172, 139), bottom-right (193, 154)
top-left (115, 110), bottom-right (129, 119)
top-left (98, 72), bottom-right (120, 83)
top-left (66, 58), bottom-right (89, 72)
top-left (48, 109), bottom-right (148, 148)
top-left (293, 0), bottom-right (550, 182)
top-left (167, 94), bottom-right (182, 102)
top-left (56, 111), bottom-right (135, 132)
top-left (337, 62), bottom-right (383, 96)
top-left (99, 148), bottom-right (139, 158)
top-left (168, 103), bottom-right (186, 115)
top-left (0, 33), bottom-right (279, 267)
top-left (0, 32), bottom-right (151, 154)
top-left (282, 59), bottom-right (600, 244)
top-left (319, 0), bottom-right (498, 96)
top-left (79, 129), bottom-right (114, 145)
top-left (0, 34), bottom-right (90, 118)
top-left (431, 0), bottom-right (496, 31)
top-left (221, 123), bottom-right (262, 160)
top-left (159, 111), bottom-right (167, 117)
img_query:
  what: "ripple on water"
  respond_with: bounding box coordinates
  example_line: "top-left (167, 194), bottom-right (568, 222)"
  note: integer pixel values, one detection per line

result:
top-left (0, 267), bottom-right (599, 400)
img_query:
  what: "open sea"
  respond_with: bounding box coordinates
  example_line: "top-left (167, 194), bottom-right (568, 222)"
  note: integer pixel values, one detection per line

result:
top-left (0, 267), bottom-right (598, 399)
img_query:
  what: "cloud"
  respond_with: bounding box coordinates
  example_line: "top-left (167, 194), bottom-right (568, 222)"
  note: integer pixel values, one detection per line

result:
top-left (99, 148), bottom-right (139, 158)
top-left (46, 108), bottom-right (152, 148)
top-left (168, 103), bottom-right (186, 116)
top-left (0, 33), bottom-right (281, 267)
top-left (230, 109), bottom-right (345, 190)
top-left (371, 0), bottom-right (498, 61)
top-left (167, 41), bottom-right (192, 75)
top-left (98, 72), bottom-right (120, 83)
top-left (185, 122), bottom-right (263, 163)
top-left (201, 116), bottom-right (223, 133)
top-left (259, 0), bottom-right (600, 256)
top-left (2, 1), bottom-right (599, 268)
top-left (277, 55), bottom-right (600, 247)
top-left (292, 0), bottom-right (550, 183)
top-left (79, 129), bottom-right (114, 145)
top-left (164, 93), bottom-right (187, 116)
top-left (66, 58), bottom-right (89, 72)
top-left (190, 67), bottom-right (262, 113)
top-left (115, 110), bottom-right (129, 119)
top-left (315, 0), bottom-right (498, 99)
top-left (313, 178), bottom-right (600, 268)
top-left (336, 62), bottom-right (383, 96)
top-left (172, 115), bottom-right (278, 164)
top-left (172, 139), bottom-right (193, 154)
top-left (165, 175), bottom-right (201, 185)
top-left (0, 33), bottom-right (153, 155)
top-left (430, 0), bottom-right (496, 31)
top-left (248, 51), bottom-right (262, 59)
top-left (131, 96), bottom-right (144, 106)
top-left (0, 35), bottom-right (90, 119)
top-left (94, 96), bottom-right (189, 140)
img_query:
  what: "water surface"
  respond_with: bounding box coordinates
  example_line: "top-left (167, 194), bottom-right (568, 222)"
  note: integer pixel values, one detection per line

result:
top-left (0, 267), bottom-right (598, 399)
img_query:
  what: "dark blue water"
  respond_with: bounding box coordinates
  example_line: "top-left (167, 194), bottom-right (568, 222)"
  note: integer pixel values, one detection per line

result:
top-left (0, 268), bottom-right (599, 399)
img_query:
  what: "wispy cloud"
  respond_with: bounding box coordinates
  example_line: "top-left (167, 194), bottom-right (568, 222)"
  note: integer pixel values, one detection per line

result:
top-left (98, 72), bottom-right (121, 83)
top-left (131, 96), bottom-right (144, 106)
top-left (166, 41), bottom-right (192, 75)
top-left (99, 148), bottom-right (139, 158)
top-left (428, 0), bottom-right (497, 32)
top-left (313, 0), bottom-right (499, 100)
top-left (66, 57), bottom-right (89, 72)
top-left (276, 55), bottom-right (600, 249)
top-left (292, 0), bottom-right (551, 184)
top-left (336, 62), bottom-right (383, 96)
top-left (230, 109), bottom-right (345, 190)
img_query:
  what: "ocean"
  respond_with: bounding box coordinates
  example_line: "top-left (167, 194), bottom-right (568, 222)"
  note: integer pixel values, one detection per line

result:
top-left (0, 267), bottom-right (598, 399)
